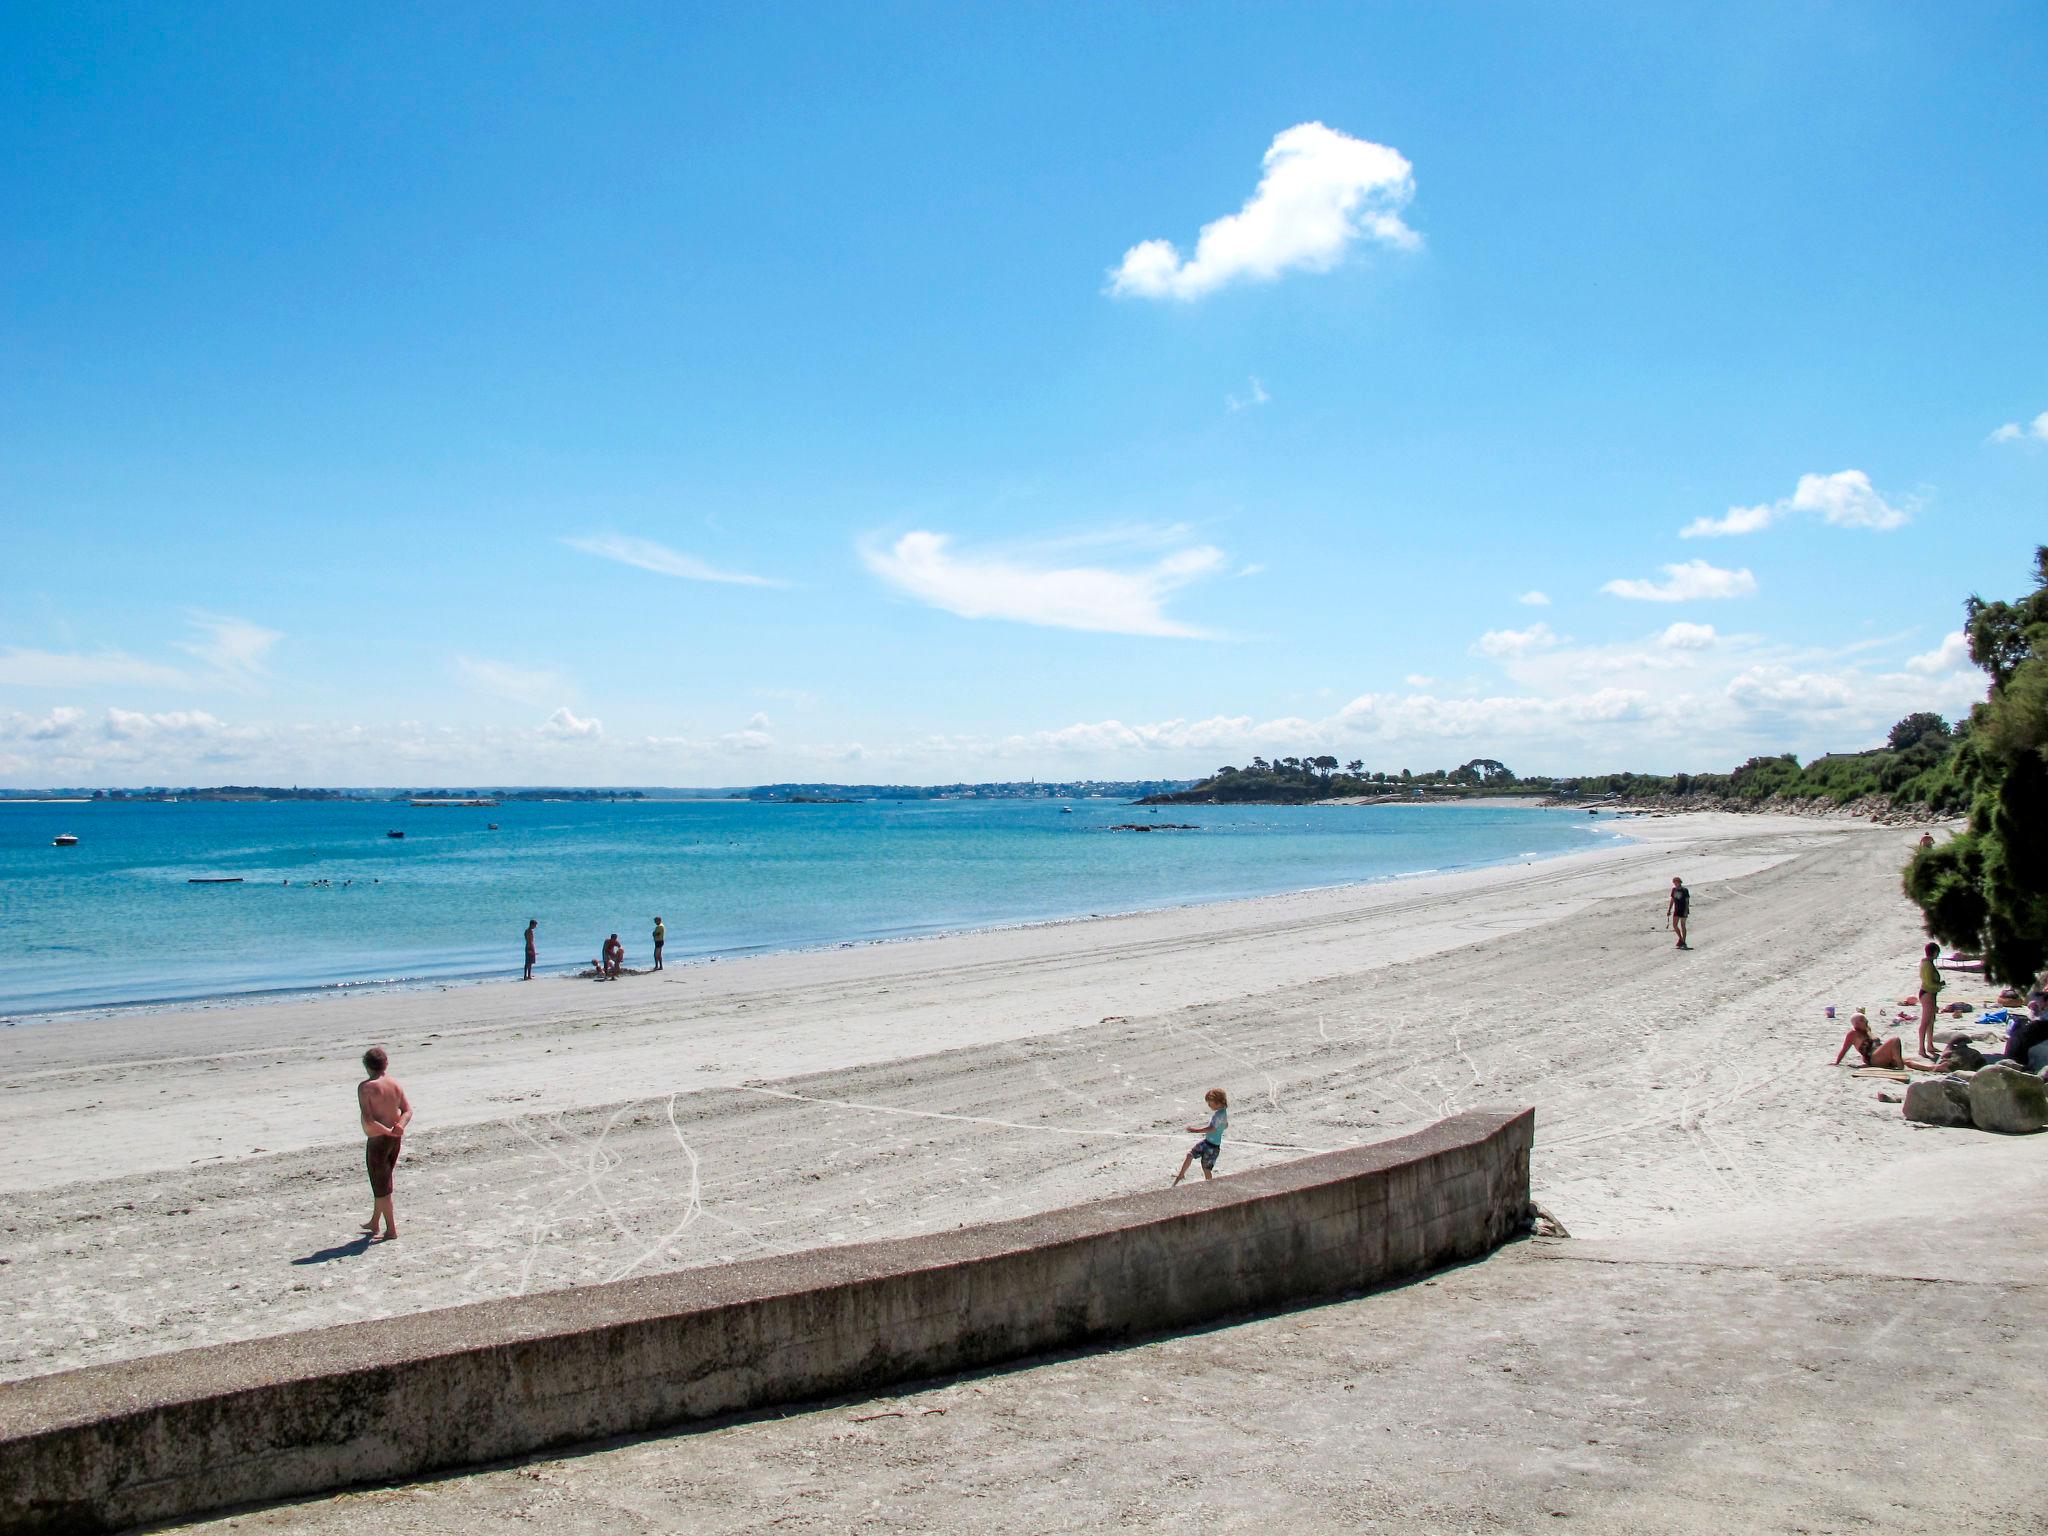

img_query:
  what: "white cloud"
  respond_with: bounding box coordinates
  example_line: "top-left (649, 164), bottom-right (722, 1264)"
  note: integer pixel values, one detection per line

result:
top-left (1989, 411), bottom-right (2048, 445)
top-left (1602, 560), bottom-right (1758, 603)
top-left (1905, 631), bottom-right (1972, 675)
top-left (1657, 622), bottom-right (1718, 650)
top-left (1725, 666), bottom-right (1855, 712)
top-left (862, 530), bottom-right (1227, 638)
top-left (177, 614), bottom-right (280, 689)
top-left (457, 656), bottom-right (569, 708)
top-left (1472, 621), bottom-right (1559, 658)
top-left (103, 708), bottom-right (229, 740)
top-left (1108, 122), bottom-right (1418, 301)
top-left (1680, 469), bottom-right (1907, 538)
top-left (564, 534), bottom-right (783, 588)
top-left (1404, 674), bottom-right (1434, 688)
top-left (25, 706), bottom-right (85, 740)
top-left (1517, 590), bottom-right (1551, 607)
top-left (0, 647), bottom-right (195, 689)
top-left (1226, 377), bottom-right (1270, 412)
top-left (538, 707), bottom-right (602, 740)
top-left (1679, 502), bottom-right (1777, 539)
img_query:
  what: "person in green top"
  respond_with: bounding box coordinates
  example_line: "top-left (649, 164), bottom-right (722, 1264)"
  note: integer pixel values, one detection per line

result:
top-left (1917, 940), bottom-right (1943, 1059)
top-left (652, 915), bottom-right (666, 971)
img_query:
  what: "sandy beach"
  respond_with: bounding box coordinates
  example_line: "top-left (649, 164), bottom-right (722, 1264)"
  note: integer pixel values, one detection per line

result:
top-left (0, 812), bottom-right (1964, 1384)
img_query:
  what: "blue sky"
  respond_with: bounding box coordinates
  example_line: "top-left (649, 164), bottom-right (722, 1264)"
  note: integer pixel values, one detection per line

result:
top-left (3, 2), bottom-right (2044, 785)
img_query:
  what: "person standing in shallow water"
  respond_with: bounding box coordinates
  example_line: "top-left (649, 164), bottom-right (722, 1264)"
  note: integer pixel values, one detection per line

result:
top-left (523, 918), bottom-right (538, 981)
top-left (652, 915), bottom-right (665, 971)
top-left (1666, 876), bottom-right (1691, 949)
top-left (357, 1046), bottom-right (411, 1242)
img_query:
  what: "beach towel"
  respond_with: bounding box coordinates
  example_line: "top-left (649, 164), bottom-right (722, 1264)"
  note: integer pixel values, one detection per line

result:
top-left (1851, 1068), bottom-right (1912, 1082)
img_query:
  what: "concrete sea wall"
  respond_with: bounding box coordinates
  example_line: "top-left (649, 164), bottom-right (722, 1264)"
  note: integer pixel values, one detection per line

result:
top-left (0, 1108), bottom-right (1533, 1534)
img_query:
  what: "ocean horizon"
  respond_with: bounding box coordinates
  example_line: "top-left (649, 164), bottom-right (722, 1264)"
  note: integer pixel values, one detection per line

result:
top-left (1, 797), bottom-right (1628, 1021)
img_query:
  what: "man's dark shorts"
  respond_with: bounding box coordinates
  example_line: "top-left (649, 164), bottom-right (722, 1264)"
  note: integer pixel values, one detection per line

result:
top-left (1190, 1138), bottom-right (1220, 1172)
top-left (366, 1134), bottom-right (401, 1198)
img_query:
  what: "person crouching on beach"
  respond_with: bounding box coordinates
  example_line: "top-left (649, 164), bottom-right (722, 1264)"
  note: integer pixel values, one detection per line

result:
top-left (1173, 1088), bottom-right (1229, 1184)
top-left (357, 1046), bottom-right (411, 1241)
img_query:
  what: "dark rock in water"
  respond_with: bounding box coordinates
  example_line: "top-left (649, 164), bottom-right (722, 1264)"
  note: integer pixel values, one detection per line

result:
top-left (1902, 1076), bottom-right (1974, 1128)
top-left (1107, 823), bottom-right (1198, 832)
top-left (1967, 1062), bottom-right (2048, 1134)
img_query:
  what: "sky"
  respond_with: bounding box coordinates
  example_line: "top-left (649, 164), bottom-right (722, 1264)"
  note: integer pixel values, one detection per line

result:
top-left (3, 1), bottom-right (2045, 787)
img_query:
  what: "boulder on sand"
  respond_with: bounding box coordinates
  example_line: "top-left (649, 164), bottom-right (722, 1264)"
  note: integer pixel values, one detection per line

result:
top-left (1903, 1075), bottom-right (1975, 1128)
top-left (1966, 1062), bottom-right (2048, 1135)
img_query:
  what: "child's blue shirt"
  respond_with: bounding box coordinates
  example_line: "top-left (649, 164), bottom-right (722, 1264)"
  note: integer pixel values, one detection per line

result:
top-left (1204, 1107), bottom-right (1227, 1145)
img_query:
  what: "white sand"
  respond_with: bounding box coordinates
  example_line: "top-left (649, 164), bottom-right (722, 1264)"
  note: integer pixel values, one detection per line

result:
top-left (0, 812), bottom-right (1962, 1382)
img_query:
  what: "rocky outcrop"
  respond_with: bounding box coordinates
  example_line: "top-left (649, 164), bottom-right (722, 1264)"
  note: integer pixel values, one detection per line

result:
top-left (1902, 1076), bottom-right (1975, 1128)
top-left (1967, 1062), bottom-right (2048, 1134)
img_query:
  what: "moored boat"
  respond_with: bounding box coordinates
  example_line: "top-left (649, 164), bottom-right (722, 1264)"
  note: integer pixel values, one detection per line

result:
top-left (52, 833), bottom-right (79, 846)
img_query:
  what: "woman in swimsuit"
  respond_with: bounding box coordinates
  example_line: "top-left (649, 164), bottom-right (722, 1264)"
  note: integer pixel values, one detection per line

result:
top-left (1832, 1012), bottom-right (1932, 1071)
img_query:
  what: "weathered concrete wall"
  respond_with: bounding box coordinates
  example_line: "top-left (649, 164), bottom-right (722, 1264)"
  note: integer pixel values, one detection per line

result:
top-left (0, 1108), bottom-right (1531, 1534)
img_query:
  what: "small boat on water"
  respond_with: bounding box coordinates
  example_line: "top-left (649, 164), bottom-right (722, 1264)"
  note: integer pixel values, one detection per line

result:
top-left (1059, 806), bottom-right (1073, 814)
top-left (187, 876), bottom-right (243, 884)
top-left (386, 830), bottom-right (405, 839)
top-left (52, 833), bottom-right (79, 846)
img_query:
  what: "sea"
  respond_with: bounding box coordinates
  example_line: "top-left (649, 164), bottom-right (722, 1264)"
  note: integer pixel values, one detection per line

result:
top-left (0, 797), bottom-right (1629, 1020)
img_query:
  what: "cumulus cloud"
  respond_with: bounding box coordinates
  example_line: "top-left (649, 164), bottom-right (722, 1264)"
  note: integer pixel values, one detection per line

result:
top-left (1225, 377), bottom-right (1270, 413)
top-left (1906, 631), bottom-right (1972, 675)
top-left (25, 706), bottom-right (85, 740)
top-left (1517, 591), bottom-right (1551, 607)
top-left (862, 530), bottom-right (1227, 638)
top-left (1989, 411), bottom-right (2048, 445)
top-left (1602, 560), bottom-right (1758, 603)
top-left (1108, 122), bottom-right (1418, 301)
top-left (1657, 622), bottom-right (1718, 650)
top-left (1680, 470), bottom-right (1908, 538)
top-left (538, 707), bottom-right (602, 740)
top-left (1725, 666), bottom-right (1855, 712)
top-left (457, 656), bottom-right (570, 708)
top-left (1472, 622), bottom-right (1559, 658)
top-left (564, 534), bottom-right (783, 588)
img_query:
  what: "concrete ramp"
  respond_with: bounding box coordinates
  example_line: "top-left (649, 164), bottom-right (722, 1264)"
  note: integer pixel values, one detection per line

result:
top-left (0, 1108), bottom-right (1531, 1534)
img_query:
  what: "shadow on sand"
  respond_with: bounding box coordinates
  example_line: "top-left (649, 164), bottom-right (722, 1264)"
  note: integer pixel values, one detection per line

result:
top-left (292, 1236), bottom-right (376, 1266)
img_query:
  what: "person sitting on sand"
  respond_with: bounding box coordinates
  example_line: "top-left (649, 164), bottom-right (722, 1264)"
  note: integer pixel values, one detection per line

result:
top-left (1172, 1088), bottom-right (1229, 1185)
top-left (1832, 1011), bottom-right (1932, 1071)
top-left (2004, 992), bottom-right (2048, 1065)
top-left (357, 1046), bottom-right (411, 1241)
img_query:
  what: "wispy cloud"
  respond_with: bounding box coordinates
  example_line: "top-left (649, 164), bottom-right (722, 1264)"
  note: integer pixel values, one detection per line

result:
top-left (1108, 122), bottom-right (1419, 301)
top-left (1602, 560), bottom-right (1758, 603)
top-left (1989, 410), bottom-right (2048, 445)
top-left (0, 647), bottom-right (195, 689)
top-left (1517, 590), bottom-right (1551, 607)
top-left (564, 534), bottom-right (784, 588)
top-left (1680, 470), bottom-right (1908, 538)
top-left (862, 530), bottom-right (1228, 638)
top-left (457, 656), bottom-right (570, 708)
top-left (1226, 376), bottom-right (1270, 412)
top-left (177, 613), bottom-right (281, 689)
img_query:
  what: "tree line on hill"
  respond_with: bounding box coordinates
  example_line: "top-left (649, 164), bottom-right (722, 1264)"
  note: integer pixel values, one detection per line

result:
top-left (1145, 725), bottom-right (1970, 810)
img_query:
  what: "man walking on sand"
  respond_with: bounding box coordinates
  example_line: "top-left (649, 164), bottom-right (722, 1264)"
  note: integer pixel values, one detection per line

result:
top-left (1666, 876), bottom-right (1691, 949)
top-left (523, 918), bottom-right (538, 981)
top-left (357, 1046), bottom-right (411, 1241)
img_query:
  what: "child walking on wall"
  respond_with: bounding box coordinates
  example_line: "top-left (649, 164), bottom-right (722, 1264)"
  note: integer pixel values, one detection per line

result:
top-left (1173, 1088), bottom-right (1229, 1184)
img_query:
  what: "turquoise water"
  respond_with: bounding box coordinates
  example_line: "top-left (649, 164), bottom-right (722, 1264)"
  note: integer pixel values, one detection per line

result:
top-left (0, 798), bottom-right (1627, 1019)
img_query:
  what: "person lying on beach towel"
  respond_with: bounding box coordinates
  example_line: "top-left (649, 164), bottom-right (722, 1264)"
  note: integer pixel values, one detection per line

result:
top-left (1832, 1012), bottom-right (1934, 1072)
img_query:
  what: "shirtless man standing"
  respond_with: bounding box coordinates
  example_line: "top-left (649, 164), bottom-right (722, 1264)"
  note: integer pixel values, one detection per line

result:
top-left (357, 1046), bottom-right (412, 1241)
